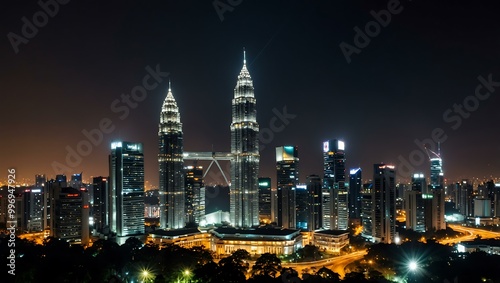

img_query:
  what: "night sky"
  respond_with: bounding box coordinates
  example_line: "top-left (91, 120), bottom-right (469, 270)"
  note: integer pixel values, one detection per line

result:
top-left (1, 0), bottom-right (500, 188)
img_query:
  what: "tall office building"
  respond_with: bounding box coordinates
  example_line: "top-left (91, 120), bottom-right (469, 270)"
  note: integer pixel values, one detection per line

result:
top-left (430, 158), bottom-right (444, 190)
top-left (348, 168), bottom-right (362, 220)
top-left (258, 177), bottom-right (272, 223)
top-left (494, 183), bottom-right (500, 217)
top-left (411, 173), bottom-right (427, 193)
top-left (24, 174), bottom-right (47, 232)
top-left (430, 189), bottom-right (446, 231)
top-left (23, 186), bottom-right (44, 232)
top-left (50, 186), bottom-right (89, 245)
top-left (230, 50), bottom-right (260, 227)
top-left (307, 175), bottom-right (322, 231)
top-left (92, 176), bottom-right (109, 234)
top-left (44, 175), bottom-right (66, 231)
top-left (276, 146), bottom-right (299, 229)
top-left (109, 141), bottom-right (145, 241)
top-left (373, 164), bottom-right (396, 244)
top-left (405, 174), bottom-right (426, 233)
top-left (361, 183), bottom-right (374, 240)
top-left (455, 180), bottom-right (474, 216)
top-left (159, 82), bottom-right (186, 229)
top-left (69, 173), bottom-right (83, 189)
top-left (185, 166), bottom-right (205, 224)
top-left (296, 184), bottom-right (308, 229)
top-left (322, 139), bottom-right (348, 230)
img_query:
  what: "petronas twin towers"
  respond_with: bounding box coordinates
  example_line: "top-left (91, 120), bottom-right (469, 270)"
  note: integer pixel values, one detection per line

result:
top-left (158, 50), bottom-right (260, 229)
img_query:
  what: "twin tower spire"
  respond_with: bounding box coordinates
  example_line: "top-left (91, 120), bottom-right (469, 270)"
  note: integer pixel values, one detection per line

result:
top-left (158, 49), bottom-right (260, 229)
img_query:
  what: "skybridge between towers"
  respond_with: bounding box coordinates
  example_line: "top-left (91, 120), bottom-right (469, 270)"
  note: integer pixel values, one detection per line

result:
top-left (183, 151), bottom-right (233, 186)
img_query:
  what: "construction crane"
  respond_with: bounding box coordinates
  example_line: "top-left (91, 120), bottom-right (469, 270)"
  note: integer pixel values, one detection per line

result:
top-left (424, 142), bottom-right (441, 161)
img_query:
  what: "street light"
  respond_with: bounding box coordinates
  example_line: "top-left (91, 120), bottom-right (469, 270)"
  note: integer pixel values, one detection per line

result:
top-left (140, 268), bottom-right (153, 283)
top-left (408, 261), bottom-right (418, 271)
top-left (182, 269), bottom-right (192, 283)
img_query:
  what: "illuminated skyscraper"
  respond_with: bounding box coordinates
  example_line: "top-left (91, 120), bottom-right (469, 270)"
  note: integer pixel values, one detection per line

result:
top-left (307, 174), bottom-right (322, 231)
top-left (411, 173), bottom-right (427, 193)
top-left (23, 186), bottom-right (44, 232)
top-left (230, 50), bottom-right (260, 227)
top-left (405, 173), bottom-right (427, 233)
top-left (322, 139), bottom-right (348, 230)
top-left (92, 176), bottom-right (109, 234)
top-left (348, 168), bottom-right (362, 220)
top-left (50, 186), bottom-right (89, 245)
top-left (185, 165), bottom-right (205, 224)
top-left (296, 184), bottom-right (308, 229)
top-left (258, 177), bottom-right (272, 223)
top-left (373, 163), bottom-right (396, 244)
top-left (159, 82), bottom-right (186, 229)
top-left (109, 141), bottom-right (145, 241)
top-left (276, 146), bottom-right (299, 229)
top-left (428, 144), bottom-right (444, 190)
top-left (430, 158), bottom-right (444, 189)
top-left (69, 173), bottom-right (83, 189)
top-left (361, 183), bottom-right (374, 240)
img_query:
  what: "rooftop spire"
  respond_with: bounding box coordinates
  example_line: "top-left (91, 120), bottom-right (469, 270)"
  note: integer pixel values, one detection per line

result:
top-left (243, 47), bottom-right (246, 64)
top-left (168, 79), bottom-right (171, 92)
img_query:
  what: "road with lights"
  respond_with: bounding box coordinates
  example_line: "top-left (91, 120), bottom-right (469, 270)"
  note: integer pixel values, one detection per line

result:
top-left (440, 224), bottom-right (500, 245)
top-left (277, 250), bottom-right (367, 279)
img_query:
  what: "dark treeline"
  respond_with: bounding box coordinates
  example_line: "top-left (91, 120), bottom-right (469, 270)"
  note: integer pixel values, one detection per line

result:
top-left (2, 236), bottom-right (500, 283)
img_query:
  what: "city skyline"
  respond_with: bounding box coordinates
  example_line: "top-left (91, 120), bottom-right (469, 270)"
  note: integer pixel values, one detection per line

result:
top-left (2, 1), bottom-right (500, 188)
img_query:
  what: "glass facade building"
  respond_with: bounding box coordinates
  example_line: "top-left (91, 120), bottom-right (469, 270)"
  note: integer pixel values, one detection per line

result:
top-left (322, 139), bottom-right (348, 230)
top-left (276, 146), bottom-right (299, 229)
top-left (373, 164), bottom-right (396, 244)
top-left (109, 141), bottom-right (145, 237)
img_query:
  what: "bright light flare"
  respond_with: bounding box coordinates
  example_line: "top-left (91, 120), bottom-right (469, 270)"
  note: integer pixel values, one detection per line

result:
top-left (408, 261), bottom-right (418, 271)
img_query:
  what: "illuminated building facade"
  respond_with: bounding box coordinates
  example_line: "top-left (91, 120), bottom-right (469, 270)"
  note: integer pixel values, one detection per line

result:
top-left (430, 158), bottom-right (444, 189)
top-left (373, 163), bottom-right (396, 244)
top-left (159, 82), bottom-right (186, 229)
top-left (307, 174), bottom-right (322, 231)
top-left (148, 228), bottom-right (211, 249)
top-left (405, 193), bottom-right (425, 233)
top-left (69, 173), bottom-right (83, 189)
top-left (322, 139), bottom-right (348, 230)
top-left (210, 227), bottom-right (302, 256)
top-left (185, 165), bottom-right (205, 224)
top-left (312, 230), bottom-right (350, 253)
top-left (109, 141), bottom-right (145, 240)
top-left (411, 173), bottom-right (427, 193)
top-left (348, 168), bottom-right (362, 220)
top-left (258, 177), bottom-right (272, 222)
top-left (92, 176), bottom-right (109, 234)
top-left (50, 186), bottom-right (89, 245)
top-left (276, 145), bottom-right (299, 229)
top-left (361, 183), bottom-right (374, 240)
top-left (22, 187), bottom-right (44, 232)
top-left (296, 184), bottom-right (308, 229)
top-left (230, 50), bottom-right (260, 228)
